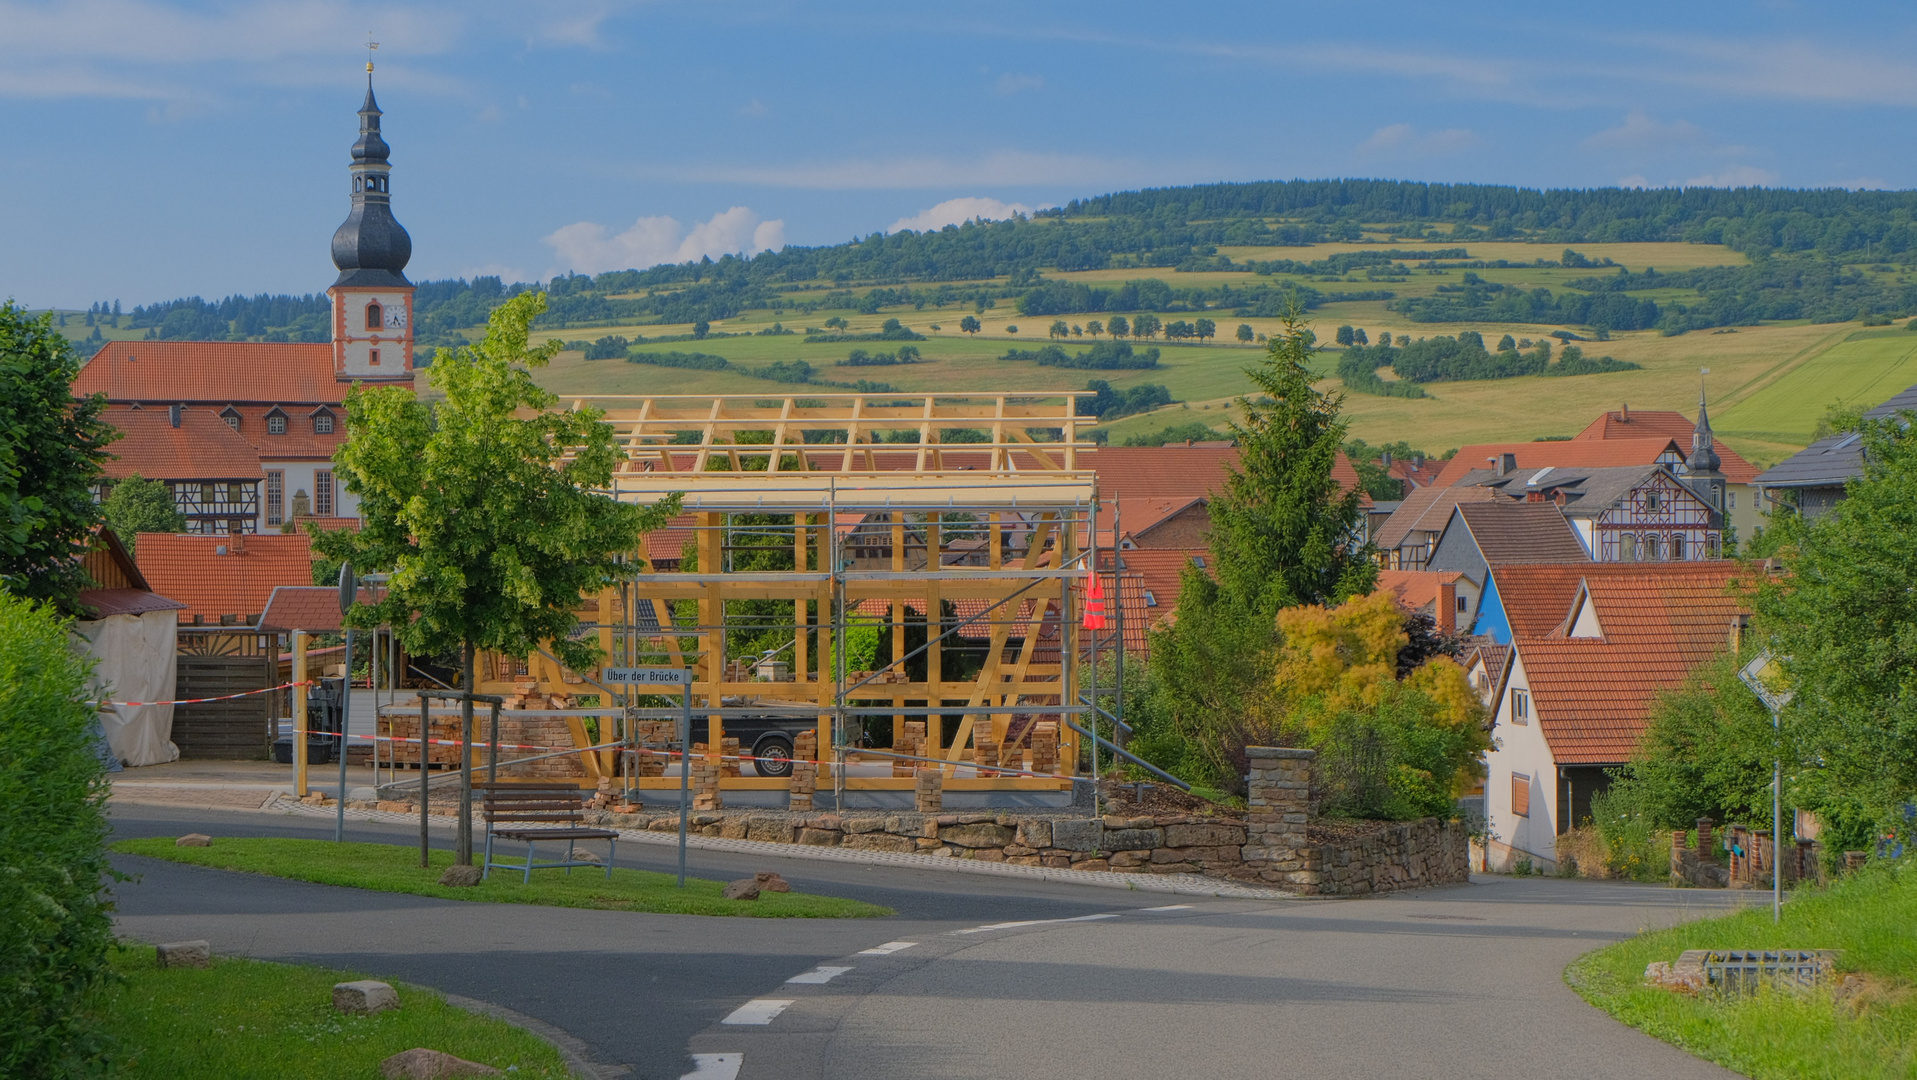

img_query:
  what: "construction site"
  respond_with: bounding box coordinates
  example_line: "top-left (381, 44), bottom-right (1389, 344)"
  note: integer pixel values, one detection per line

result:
top-left (332, 391), bottom-right (1135, 811)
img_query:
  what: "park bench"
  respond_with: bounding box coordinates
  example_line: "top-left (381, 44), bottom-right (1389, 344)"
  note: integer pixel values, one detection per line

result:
top-left (477, 781), bottom-right (618, 883)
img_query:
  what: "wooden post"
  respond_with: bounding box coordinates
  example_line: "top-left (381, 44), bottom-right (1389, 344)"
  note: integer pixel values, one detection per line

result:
top-left (292, 630), bottom-right (309, 797)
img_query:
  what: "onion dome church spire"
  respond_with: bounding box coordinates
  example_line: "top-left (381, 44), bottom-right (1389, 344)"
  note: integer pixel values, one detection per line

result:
top-left (330, 67), bottom-right (413, 288)
top-left (1687, 377), bottom-right (1722, 476)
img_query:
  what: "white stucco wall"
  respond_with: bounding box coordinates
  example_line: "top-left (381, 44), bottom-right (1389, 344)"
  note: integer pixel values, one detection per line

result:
top-left (258, 458), bottom-right (359, 529)
top-left (1483, 650), bottom-right (1561, 871)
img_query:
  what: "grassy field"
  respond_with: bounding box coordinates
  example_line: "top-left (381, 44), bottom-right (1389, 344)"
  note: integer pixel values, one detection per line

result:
top-left (99, 945), bottom-right (572, 1079)
top-left (1567, 860), bottom-right (1917, 1080)
top-left (1716, 328), bottom-right (1917, 448)
top-left (114, 836), bottom-right (891, 918)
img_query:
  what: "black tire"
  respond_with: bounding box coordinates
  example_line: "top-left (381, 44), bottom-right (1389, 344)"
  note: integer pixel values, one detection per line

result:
top-left (754, 735), bottom-right (794, 778)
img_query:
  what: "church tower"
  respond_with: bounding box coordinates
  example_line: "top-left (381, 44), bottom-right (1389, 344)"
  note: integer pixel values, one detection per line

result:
top-left (1684, 378), bottom-right (1725, 513)
top-left (327, 64), bottom-right (414, 381)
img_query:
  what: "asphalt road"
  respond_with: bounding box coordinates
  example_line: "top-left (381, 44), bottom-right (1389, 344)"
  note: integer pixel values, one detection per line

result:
top-left (110, 803), bottom-right (1749, 1080)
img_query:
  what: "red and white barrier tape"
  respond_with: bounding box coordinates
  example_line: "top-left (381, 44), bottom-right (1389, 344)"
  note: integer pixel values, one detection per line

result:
top-left (90, 680), bottom-right (314, 709)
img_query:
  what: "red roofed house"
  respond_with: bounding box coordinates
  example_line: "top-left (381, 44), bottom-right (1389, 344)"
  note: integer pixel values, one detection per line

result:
top-left (98, 405), bottom-right (265, 534)
top-left (134, 532), bottom-right (318, 626)
top-left (73, 530), bottom-right (188, 766)
top-left (1573, 398), bottom-right (1763, 540)
top-left (72, 76), bottom-right (419, 534)
top-left (1374, 569), bottom-right (1472, 634)
top-left (1478, 562), bottom-right (1753, 871)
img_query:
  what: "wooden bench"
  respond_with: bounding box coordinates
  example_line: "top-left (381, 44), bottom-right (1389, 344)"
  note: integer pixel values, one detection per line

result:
top-left (477, 782), bottom-right (618, 883)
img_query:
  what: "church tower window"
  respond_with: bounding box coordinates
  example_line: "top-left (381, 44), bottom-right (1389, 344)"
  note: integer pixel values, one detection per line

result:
top-left (366, 302), bottom-right (382, 330)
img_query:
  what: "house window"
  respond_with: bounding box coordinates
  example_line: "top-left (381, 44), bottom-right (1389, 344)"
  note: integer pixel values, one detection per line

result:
top-left (1191, 556), bottom-right (1206, 568)
top-left (1709, 534), bottom-right (1723, 558)
top-left (265, 471), bottom-right (284, 526)
top-left (1143, 590), bottom-right (1158, 607)
top-left (1512, 772), bottom-right (1531, 817)
top-left (369, 348), bottom-right (381, 366)
top-left (1620, 534), bottom-right (1638, 561)
top-left (315, 413), bottom-right (335, 434)
top-left (366, 302), bottom-right (383, 330)
top-left (1728, 491), bottom-right (1737, 509)
top-left (223, 413), bottom-right (240, 431)
top-left (314, 470), bottom-right (334, 517)
top-left (268, 414), bottom-right (286, 435)
top-left (1457, 594), bottom-right (1468, 612)
top-left (1644, 534), bottom-right (1662, 560)
top-left (1671, 535), bottom-right (1688, 561)
top-left (1511, 688), bottom-right (1530, 724)
top-left (1644, 490), bottom-right (1661, 512)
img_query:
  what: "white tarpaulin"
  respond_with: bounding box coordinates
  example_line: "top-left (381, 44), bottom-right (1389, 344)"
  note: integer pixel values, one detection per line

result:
top-left (72, 609), bottom-right (180, 767)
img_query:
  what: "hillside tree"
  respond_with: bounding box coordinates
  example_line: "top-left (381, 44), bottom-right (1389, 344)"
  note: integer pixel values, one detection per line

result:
top-left (0, 302), bottom-right (117, 613)
top-left (1237, 323), bottom-right (1254, 343)
top-left (959, 315), bottom-right (981, 335)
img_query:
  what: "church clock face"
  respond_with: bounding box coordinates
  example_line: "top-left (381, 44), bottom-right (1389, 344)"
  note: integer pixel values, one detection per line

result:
top-left (384, 305), bottom-right (409, 329)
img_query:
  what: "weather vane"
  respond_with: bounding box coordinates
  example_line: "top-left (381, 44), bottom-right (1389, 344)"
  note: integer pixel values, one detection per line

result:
top-left (366, 33), bottom-right (379, 74)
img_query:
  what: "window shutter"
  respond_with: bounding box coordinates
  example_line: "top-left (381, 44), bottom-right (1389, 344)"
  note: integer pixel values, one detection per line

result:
top-left (1512, 772), bottom-right (1531, 817)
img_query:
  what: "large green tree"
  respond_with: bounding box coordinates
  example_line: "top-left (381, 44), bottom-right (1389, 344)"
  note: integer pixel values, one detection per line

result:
top-left (313, 291), bottom-right (680, 697)
top-left (0, 303), bottom-right (117, 612)
top-left (1757, 414), bottom-right (1917, 809)
top-left (1144, 313), bottom-right (1376, 788)
top-left (101, 474), bottom-right (185, 553)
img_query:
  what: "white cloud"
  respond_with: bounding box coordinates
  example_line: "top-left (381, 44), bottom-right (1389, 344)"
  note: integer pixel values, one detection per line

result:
top-left (1683, 165), bottom-right (1781, 188)
top-left (1584, 110), bottom-right (1706, 151)
top-left (543, 206), bottom-right (786, 274)
top-left (888, 197), bottom-right (1045, 233)
top-left (995, 72), bottom-right (1044, 95)
top-left (646, 149), bottom-right (1155, 190)
top-left (1356, 124), bottom-right (1479, 158)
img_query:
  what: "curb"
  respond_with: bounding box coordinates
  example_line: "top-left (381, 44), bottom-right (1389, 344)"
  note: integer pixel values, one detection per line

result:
top-left (434, 989), bottom-right (629, 1080)
top-left (263, 795), bottom-right (1304, 902)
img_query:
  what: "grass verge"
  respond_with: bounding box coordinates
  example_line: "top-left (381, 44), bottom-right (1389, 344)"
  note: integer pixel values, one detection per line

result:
top-left (98, 944), bottom-right (571, 1079)
top-left (114, 836), bottom-right (891, 918)
top-left (1565, 859), bottom-right (1917, 1079)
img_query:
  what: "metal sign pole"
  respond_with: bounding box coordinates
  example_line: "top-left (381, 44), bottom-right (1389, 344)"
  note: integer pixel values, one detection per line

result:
top-left (678, 677), bottom-right (691, 888)
top-left (336, 562), bottom-right (357, 843)
top-left (418, 694), bottom-right (430, 867)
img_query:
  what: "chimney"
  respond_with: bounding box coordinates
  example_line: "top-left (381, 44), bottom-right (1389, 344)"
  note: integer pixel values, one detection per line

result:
top-left (1381, 450), bottom-right (1393, 467)
top-left (169, 404), bottom-right (182, 428)
top-left (1437, 580), bottom-right (1457, 635)
top-left (1492, 452), bottom-right (1516, 477)
top-left (1620, 402), bottom-right (1630, 423)
top-left (1729, 613), bottom-right (1750, 653)
top-left (1412, 453), bottom-right (1424, 468)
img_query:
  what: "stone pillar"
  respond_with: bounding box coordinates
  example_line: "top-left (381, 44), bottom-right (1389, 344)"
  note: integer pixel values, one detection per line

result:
top-left (1695, 817), bottom-right (1713, 858)
top-left (915, 766), bottom-right (943, 812)
top-left (1241, 747), bottom-right (1317, 890)
top-left (1844, 850), bottom-right (1868, 873)
top-left (789, 731), bottom-right (818, 811)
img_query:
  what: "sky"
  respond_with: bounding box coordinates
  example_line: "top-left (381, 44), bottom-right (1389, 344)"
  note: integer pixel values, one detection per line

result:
top-left (6, 0), bottom-right (1917, 308)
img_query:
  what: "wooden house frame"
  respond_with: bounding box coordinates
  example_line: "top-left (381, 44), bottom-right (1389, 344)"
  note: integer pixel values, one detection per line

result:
top-left (469, 393), bottom-right (1099, 793)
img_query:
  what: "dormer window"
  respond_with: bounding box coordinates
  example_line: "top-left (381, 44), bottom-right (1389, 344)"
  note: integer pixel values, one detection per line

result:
top-left (267, 413), bottom-right (287, 435)
top-left (220, 407), bottom-right (241, 431)
top-left (366, 302), bottom-right (383, 330)
top-left (314, 413), bottom-right (335, 435)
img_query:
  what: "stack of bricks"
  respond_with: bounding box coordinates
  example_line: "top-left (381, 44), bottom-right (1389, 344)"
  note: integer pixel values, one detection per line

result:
top-left (1029, 722), bottom-right (1059, 777)
top-left (972, 726), bottom-right (999, 778)
top-left (721, 737), bottom-right (743, 778)
top-left (788, 730), bottom-right (819, 811)
top-left (893, 721), bottom-right (926, 777)
top-left (914, 766), bottom-right (943, 812)
top-left (379, 712), bottom-right (464, 768)
top-left (690, 747), bottom-right (722, 811)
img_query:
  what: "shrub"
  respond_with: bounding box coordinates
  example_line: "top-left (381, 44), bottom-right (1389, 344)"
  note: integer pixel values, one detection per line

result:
top-left (1585, 784), bottom-right (1666, 881)
top-left (626, 350), bottom-right (729, 370)
top-left (0, 593), bottom-right (115, 1076)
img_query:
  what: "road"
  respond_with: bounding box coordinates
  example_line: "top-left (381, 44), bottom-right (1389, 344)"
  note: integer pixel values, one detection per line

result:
top-left (110, 802), bottom-right (1747, 1080)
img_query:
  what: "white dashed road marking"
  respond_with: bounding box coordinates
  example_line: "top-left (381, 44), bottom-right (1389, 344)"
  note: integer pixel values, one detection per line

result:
top-left (953, 912), bottom-right (1121, 934)
top-left (857, 940), bottom-right (919, 955)
top-left (680, 1052), bottom-right (743, 1079)
top-left (721, 999), bottom-right (794, 1025)
top-left (1140, 904), bottom-right (1194, 912)
top-left (786, 965), bottom-right (853, 984)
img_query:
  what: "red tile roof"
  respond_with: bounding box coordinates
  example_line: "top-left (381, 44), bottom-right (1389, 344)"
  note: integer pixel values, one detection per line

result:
top-left (1387, 457), bottom-right (1446, 490)
top-left (258, 585), bottom-right (377, 633)
top-left (134, 532), bottom-right (316, 624)
top-left (73, 340), bottom-right (358, 404)
top-left (1515, 564), bottom-right (1755, 764)
top-left (1450, 502), bottom-right (1591, 565)
top-left (1084, 445), bottom-right (1368, 546)
top-left (77, 587), bottom-right (187, 617)
top-left (1116, 548), bottom-right (1209, 624)
top-left (1573, 408), bottom-right (1761, 484)
top-left (1376, 570), bottom-right (1464, 615)
top-left (101, 406), bottom-right (264, 481)
top-left (1376, 484), bottom-right (1499, 551)
top-left (1428, 437), bottom-right (1683, 488)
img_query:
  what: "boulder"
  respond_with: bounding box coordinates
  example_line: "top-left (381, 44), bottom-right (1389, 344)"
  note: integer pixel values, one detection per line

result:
top-left (843, 833), bottom-right (916, 853)
top-left (723, 878), bottom-right (761, 900)
top-left (1101, 827), bottom-right (1164, 851)
top-left (1163, 822), bottom-right (1247, 848)
top-left (796, 828), bottom-right (841, 847)
top-left (939, 822), bottom-right (1015, 848)
top-left (1014, 819), bottom-right (1053, 849)
top-left (379, 1048), bottom-right (502, 1078)
top-left (1049, 819), bottom-right (1104, 852)
top-left (754, 872), bottom-right (791, 893)
top-left (175, 833), bottom-right (212, 848)
top-left (438, 864), bottom-right (483, 887)
top-left (155, 940), bottom-right (210, 968)
top-left (333, 980), bottom-right (400, 1015)
top-left (842, 815), bottom-right (887, 834)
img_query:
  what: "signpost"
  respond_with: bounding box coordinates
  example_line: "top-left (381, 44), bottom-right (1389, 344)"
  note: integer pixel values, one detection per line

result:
top-left (1739, 650), bottom-right (1793, 924)
top-left (336, 563), bottom-right (357, 842)
top-left (606, 667), bottom-right (695, 886)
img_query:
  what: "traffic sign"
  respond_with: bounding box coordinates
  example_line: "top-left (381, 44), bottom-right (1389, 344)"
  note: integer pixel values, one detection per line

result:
top-left (1739, 651), bottom-right (1793, 714)
top-left (602, 666), bottom-right (692, 687)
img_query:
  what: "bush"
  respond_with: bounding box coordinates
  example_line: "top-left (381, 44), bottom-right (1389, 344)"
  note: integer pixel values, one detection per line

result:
top-left (0, 593), bottom-right (115, 1076)
top-left (1309, 687), bottom-right (1480, 820)
top-left (1585, 784), bottom-right (1667, 881)
top-left (626, 350), bottom-right (729, 370)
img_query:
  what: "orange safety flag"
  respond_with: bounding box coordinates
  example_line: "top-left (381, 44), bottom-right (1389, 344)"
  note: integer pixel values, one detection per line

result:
top-left (1082, 571), bottom-right (1107, 630)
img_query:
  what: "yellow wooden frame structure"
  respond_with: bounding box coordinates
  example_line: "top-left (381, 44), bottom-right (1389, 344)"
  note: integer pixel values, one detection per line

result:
top-left (565, 392), bottom-right (1101, 792)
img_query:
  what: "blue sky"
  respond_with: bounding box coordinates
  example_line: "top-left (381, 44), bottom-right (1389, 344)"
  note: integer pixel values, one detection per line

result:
top-left (7, 0), bottom-right (1917, 308)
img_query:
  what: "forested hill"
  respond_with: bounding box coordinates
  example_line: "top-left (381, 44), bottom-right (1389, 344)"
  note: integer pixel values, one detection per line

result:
top-left (85, 178), bottom-right (1917, 349)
